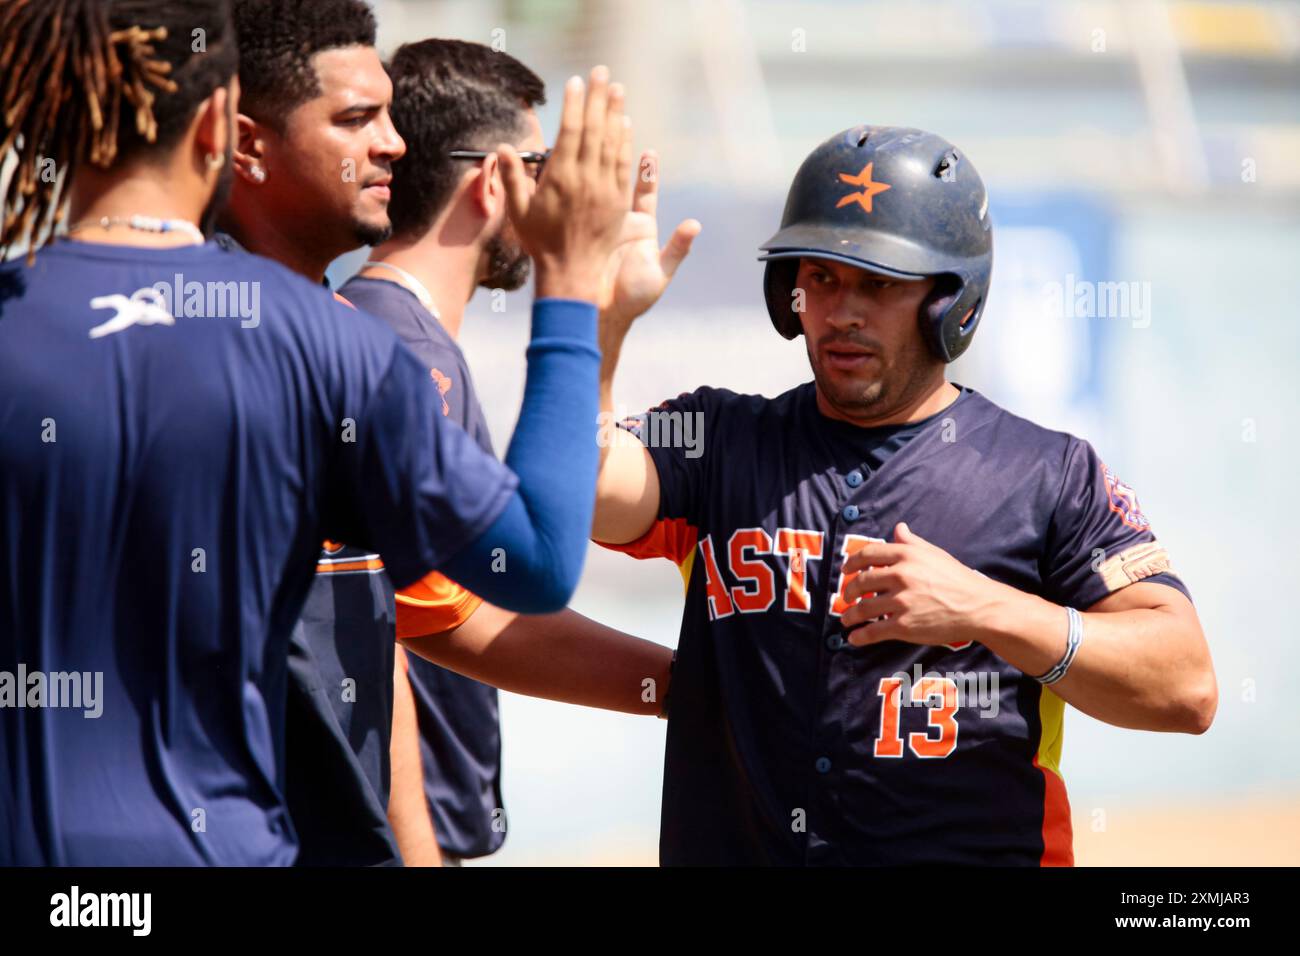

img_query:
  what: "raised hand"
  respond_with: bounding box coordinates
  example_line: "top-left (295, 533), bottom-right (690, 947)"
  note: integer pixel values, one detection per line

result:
top-left (497, 66), bottom-right (633, 304)
top-left (598, 149), bottom-right (701, 363)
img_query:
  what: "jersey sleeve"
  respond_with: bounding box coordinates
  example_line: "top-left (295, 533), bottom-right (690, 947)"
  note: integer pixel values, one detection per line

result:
top-left (394, 571), bottom-right (483, 639)
top-left (598, 387), bottom-right (717, 571)
top-left (324, 341), bottom-right (518, 591)
top-left (1040, 438), bottom-right (1190, 609)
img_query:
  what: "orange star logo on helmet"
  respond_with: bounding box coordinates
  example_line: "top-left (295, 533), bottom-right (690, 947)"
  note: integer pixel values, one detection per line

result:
top-left (836, 162), bottom-right (892, 213)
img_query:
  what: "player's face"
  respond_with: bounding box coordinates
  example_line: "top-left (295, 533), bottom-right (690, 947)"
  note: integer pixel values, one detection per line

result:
top-left (263, 46), bottom-right (405, 255)
top-left (796, 257), bottom-right (939, 420)
top-left (480, 109), bottom-right (545, 292)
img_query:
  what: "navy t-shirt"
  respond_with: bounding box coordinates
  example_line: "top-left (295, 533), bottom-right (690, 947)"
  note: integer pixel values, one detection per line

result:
top-left (340, 275), bottom-right (506, 858)
top-left (212, 233), bottom-right (402, 866)
top-left (0, 240), bottom-right (516, 865)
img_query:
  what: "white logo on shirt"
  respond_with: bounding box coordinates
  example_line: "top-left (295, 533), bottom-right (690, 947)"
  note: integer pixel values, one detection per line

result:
top-left (88, 287), bottom-right (176, 339)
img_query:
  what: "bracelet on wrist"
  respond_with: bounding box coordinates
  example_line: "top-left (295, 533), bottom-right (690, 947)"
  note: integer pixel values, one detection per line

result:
top-left (1032, 606), bottom-right (1084, 685)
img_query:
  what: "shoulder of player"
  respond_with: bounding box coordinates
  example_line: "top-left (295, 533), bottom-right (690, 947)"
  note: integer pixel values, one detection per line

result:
top-left (337, 276), bottom-right (453, 344)
top-left (640, 384), bottom-right (804, 450)
top-left (209, 244), bottom-right (355, 317)
top-left (211, 254), bottom-right (409, 388)
top-left (658, 383), bottom-right (782, 417)
top-left (965, 393), bottom-right (1117, 519)
top-left (336, 275), bottom-right (404, 314)
top-left (336, 275), bottom-right (427, 322)
top-left (340, 278), bottom-right (468, 370)
top-left (8, 240), bottom-right (362, 331)
top-left (247, 262), bottom-right (398, 344)
top-left (957, 389), bottom-right (1081, 456)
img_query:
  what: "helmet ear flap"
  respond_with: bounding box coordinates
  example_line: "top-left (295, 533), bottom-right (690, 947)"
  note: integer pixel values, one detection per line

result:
top-left (921, 265), bottom-right (989, 362)
top-left (919, 274), bottom-right (961, 361)
top-left (763, 259), bottom-right (803, 339)
top-left (922, 273), bottom-right (989, 363)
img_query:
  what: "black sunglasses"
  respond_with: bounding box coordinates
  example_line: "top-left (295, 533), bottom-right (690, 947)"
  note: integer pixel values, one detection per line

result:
top-left (448, 149), bottom-right (551, 177)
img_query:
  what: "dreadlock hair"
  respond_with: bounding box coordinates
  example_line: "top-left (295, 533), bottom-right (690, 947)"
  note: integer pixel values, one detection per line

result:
top-left (231, 0), bottom-right (377, 131)
top-left (0, 0), bottom-right (237, 261)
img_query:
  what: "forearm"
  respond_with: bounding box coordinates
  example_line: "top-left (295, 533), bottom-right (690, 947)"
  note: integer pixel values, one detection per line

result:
top-left (387, 647), bottom-right (442, 866)
top-left (402, 604), bottom-right (673, 715)
top-left (975, 584), bottom-right (1216, 733)
top-left (502, 297), bottom-right (600, 556)
top-left (441, 298), bottom-right (599, 612)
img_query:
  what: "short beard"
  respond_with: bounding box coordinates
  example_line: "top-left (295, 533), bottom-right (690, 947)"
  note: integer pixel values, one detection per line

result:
top-left (479, 228), bottom-right (530, 292)
top-left (807, 334), bottom-right (936, 423)
top-left (353, 219), bottom-right (392, 249)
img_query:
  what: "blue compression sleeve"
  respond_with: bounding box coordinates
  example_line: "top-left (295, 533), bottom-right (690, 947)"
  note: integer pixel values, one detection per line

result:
top-left (440, 299), bottom-right (600, 613)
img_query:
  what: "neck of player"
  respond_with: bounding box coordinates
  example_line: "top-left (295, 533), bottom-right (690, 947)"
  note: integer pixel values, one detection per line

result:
top-left (361, 228), bottom-right (482, 340)
top-left (816, 373), bottom-right (960, 429)
top-left (65, 165), bottom-right (207, 248)
top-left (216, 203), bottom-right (338, 285)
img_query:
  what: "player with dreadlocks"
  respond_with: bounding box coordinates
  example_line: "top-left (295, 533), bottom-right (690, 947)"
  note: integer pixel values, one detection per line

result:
top-left (0, 0), bottom-right (234, 257)
top-left (0, 0), bottom-right (638, 864)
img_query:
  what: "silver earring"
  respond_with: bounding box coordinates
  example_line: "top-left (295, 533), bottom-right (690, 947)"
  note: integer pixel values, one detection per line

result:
top-left (249, 165), bottom-right (266, 183)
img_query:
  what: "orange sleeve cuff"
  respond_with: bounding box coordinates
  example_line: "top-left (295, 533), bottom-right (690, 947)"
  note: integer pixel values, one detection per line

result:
top-left (597, 518), bottom-right (699, 591)
top-left (394, 570), bottom-right (484, 639)
top-left (597, 517), bottom-right (698, 564)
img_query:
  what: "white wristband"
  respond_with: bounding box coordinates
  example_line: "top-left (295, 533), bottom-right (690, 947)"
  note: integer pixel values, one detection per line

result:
top-left (1033, 606), bottom-right (1084, 685)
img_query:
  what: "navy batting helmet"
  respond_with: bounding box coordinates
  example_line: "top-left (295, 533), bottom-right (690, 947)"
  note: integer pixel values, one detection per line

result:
top-left (758, 125), bottom-right (993, 363)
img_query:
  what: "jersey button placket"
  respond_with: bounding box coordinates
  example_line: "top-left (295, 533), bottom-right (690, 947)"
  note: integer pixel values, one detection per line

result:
top-left (826, 466), bottom-right (874, 637)
top-left (807, 470), bottom-right (872, 863)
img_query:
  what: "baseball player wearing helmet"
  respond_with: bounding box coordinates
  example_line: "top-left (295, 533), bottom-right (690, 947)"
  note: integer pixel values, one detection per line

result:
top-left (593, 126), bottom-right (1216, 865)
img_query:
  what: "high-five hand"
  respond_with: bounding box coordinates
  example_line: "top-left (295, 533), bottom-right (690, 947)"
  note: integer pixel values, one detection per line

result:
top-left (497, 66), bottom-right (633, 304)
top-left (599, 150), bottom-right (701, 362)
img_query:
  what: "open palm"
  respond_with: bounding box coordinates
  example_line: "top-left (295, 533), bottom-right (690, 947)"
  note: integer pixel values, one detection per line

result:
top-left (599, 151), bottom-right (701, 355)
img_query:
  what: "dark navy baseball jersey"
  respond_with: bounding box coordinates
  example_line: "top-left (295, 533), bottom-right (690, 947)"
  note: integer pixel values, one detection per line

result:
top-left (607, 381), bottom-right (1188, 866)
top-left (341, 275), bottom-right (506, 858)
top-left (284, 559), bottom-right (401, 866)
top-left (0, 240), bottom-right (516, 865)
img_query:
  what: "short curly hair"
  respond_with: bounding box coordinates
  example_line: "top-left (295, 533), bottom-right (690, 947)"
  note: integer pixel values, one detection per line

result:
top-left (231, 0), bottom-right (377, 129)
top-left (386, 39), bottom-right (545, 239)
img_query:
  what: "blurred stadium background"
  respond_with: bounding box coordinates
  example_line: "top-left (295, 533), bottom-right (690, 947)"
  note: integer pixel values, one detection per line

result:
top-left (330, 0), bottom-right (1300, 865)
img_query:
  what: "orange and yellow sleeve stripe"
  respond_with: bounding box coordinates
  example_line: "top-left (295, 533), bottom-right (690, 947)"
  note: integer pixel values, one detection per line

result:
top-left (597, 517), bottom-right (698, 590)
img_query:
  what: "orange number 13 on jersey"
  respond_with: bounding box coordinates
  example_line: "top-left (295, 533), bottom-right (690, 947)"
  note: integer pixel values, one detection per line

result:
top-left (874, 676), bottom-right (960, 759)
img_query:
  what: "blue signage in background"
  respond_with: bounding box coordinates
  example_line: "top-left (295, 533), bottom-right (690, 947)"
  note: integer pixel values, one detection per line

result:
top-left (956, 192), bottom-right (1115, 438)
